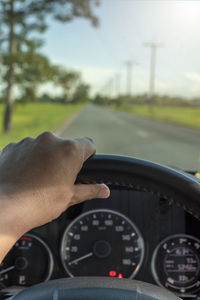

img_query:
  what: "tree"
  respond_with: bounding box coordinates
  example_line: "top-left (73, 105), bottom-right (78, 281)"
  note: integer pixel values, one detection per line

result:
top-left (0, 0), bottom-right (100, 132)
top-left (72, 83), bottom-right (90, 103)
top-left (54, 66), bottom-right (80, 103)
top-left (15, 52), bottom-right (55, 102)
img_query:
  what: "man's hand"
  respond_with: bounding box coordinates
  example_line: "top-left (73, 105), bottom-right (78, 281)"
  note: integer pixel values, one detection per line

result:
top-left (0, 132), bottom-right (110, 262)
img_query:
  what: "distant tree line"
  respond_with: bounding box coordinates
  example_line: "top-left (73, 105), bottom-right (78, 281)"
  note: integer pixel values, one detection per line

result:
top-left (0, 57), bottom-right (90, 104)
top-left (92, 94), bottom-right (200, 107)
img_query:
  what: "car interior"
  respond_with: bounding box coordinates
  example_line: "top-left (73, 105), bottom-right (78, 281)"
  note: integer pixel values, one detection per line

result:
top-left (0, 0), bottom-right (200, 299)
top-left (0, 155), bottom-right (200, 299)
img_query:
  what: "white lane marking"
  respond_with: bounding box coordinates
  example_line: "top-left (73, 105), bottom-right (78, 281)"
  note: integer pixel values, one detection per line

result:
top-left (106, 112), bottom-right (127, 126)
top-left (136, 130), bottom-right (149, 138)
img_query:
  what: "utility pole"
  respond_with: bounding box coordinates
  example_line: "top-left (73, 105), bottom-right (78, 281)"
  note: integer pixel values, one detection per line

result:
top-left (115, 73), bottom-right (121, 97)
top-left (106, 77), bottom-right (115, 99)
top-left (144, 42), bottom-right (163, 112)
top-left (125, 61), bottom-right (132, 96)
top-left (103, 81), bottom-right (109, 97)
top-left (125, 61), bottom-right (138, 97)
top-left (115, 73), bottom-right (121, 107)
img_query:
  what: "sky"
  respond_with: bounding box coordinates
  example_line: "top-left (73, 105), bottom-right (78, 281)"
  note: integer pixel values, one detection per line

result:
top-left (40, 0), bottom-right (200, 99)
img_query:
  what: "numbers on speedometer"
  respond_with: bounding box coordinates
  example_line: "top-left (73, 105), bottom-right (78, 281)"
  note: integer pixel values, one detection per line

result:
top-left (60, 209), bottom-right (144, 278)
top-left (151, 234), bottom-right (200, 296)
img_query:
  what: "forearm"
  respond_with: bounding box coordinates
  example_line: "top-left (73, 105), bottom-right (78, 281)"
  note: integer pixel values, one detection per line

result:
top-left (0, 233), bottom-right (19, 263)
top-left (0, 195), bottom-right (24, 263)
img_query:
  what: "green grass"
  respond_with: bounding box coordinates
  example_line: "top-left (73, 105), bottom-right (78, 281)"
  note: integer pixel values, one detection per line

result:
top-left (0, 103), bottom-right (83, 150)
top-left (113, 104), bottom-right (200, 129)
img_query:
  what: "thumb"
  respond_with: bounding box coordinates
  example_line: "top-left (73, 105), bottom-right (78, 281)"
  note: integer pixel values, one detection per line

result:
top-left (71, 184), bottom-right (110, 206)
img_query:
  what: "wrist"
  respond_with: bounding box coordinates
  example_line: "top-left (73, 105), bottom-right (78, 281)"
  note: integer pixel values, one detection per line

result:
top-left (0, 193), bottom-right (25, 262)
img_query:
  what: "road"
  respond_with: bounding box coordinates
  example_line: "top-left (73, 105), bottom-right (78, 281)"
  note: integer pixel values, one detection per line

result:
top-left (58, 105), bottom-right (200, 171)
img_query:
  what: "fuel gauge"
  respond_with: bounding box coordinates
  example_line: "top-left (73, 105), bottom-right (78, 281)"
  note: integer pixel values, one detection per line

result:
top-left (0, 234), bottom-right (53, 287)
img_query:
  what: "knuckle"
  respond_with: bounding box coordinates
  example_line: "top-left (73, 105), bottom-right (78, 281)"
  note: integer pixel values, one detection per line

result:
top-left (5, 142), bottom-right (15, 148)
top-left (1, 142), bottom-right (16, 153)
top-left (36, 131), bottom-right (54, 143)
top-left (18, 137), bottom-right (33, 144)
top-left (62, 140), bottom-right (79, 156)
top-left (85, 137), bottom-right (94, 144)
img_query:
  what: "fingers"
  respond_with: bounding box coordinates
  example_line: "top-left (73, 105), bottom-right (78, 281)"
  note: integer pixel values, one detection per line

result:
top-left (73, 137), bottom-right (96, 162)
top-left (62, 137), bottom-right (96, 176)
top-left (71, 183), bottom-right (110, 206)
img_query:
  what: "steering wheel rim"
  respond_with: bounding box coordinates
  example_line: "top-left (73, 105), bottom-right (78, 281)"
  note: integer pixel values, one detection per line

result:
top-left (13, 154), bottom-right (200, 300)
top-left (78, 154), bottom-right (200, 220)
top-left (13, 277), bottom-right (180, 300)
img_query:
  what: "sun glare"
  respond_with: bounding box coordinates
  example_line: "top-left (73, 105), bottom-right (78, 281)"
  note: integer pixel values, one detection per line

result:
top-left (176, 1), bottom-right (200, 22)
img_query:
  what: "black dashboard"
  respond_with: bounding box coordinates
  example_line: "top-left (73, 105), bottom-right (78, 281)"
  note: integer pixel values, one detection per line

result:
top-left (1, 187), bottom-right (200, 299)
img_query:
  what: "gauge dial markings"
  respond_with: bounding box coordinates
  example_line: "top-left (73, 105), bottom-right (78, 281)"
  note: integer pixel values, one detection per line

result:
top-left (0, 233), bottom-right (54, 287)
top-left (151, 234), bottom-right (200, 296)
top-left (61, 209), bottom-right (144, 278)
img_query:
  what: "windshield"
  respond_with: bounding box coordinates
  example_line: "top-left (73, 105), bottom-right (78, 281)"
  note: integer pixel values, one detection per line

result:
top-left (0, 0), bottom-right (199, 171)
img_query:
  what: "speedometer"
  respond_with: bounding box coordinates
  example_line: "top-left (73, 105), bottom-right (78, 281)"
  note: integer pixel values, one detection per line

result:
top-left (60, 209), bottom-right (144, 278)
top-left (151, 234), bottom-right (200, 296)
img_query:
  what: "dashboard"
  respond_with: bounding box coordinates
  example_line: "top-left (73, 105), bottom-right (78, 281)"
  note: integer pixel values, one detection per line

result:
top-left (1, 186), bottom-right (200, 299)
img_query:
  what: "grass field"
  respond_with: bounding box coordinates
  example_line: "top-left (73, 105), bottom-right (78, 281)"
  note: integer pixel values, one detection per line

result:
top-left (113, 104), bottom-right (200, 129)
top-left (0, 103), bottom-right (83, 150)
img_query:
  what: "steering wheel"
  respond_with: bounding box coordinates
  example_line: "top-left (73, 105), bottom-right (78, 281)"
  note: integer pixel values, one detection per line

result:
top-left (13, 154), bottom-right (200, 300)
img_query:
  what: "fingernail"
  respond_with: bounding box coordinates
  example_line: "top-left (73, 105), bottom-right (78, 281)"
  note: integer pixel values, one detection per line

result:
top-left (98, 184), bottom-right (110, 198)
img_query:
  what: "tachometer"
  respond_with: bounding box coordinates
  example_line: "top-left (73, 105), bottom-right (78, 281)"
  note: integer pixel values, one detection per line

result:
top-left (0, 234), bottom-right (54, 287)
top-left (151, 234), bottom-right (200, 296)
top-left (61, 209), bottom-right (144, 278)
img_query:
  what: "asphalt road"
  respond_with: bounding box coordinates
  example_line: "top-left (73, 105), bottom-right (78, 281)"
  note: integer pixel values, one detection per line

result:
top-left (58, 105), bottom-right (200, 171)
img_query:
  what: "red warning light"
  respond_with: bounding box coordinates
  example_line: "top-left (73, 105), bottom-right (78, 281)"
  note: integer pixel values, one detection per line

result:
top-left (20, 236), bottom-right (32, 241)
top-left (109, 270), bottom-right (117, 277)
top-left (118, 273), bottom-right (123, 278)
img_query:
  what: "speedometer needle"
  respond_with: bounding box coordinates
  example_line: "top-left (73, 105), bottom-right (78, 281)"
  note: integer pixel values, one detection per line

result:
top-left (0, 266), bottom-right (15, 275)
top-left (68, 252), bottom-right (93, 265)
